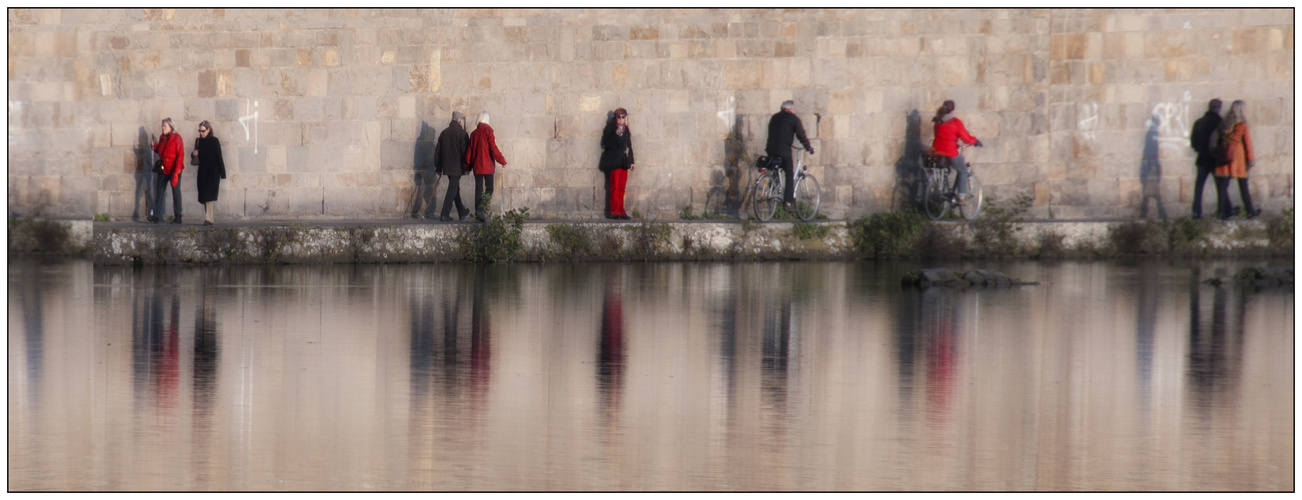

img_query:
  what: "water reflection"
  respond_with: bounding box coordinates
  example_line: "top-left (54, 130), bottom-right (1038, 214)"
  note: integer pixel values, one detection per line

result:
top-left (598, 268), bottom-right (625, 424)
top-left (192, 282), bottom-right (221, 487)
top-left (8, 259), bottom-right (1293, 491)
top-left (1186, 268), bottom-right (1247, 417)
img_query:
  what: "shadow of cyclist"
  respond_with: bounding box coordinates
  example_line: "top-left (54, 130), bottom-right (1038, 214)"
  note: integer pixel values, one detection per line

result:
top-left (717, 114), bottom-right (749, 217)
top-left (892, 110), bottom-right (925, 211)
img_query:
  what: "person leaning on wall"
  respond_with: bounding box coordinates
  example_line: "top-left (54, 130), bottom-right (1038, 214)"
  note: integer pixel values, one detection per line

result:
top-left (191, 120), bottom-right (226, 226)
top-left (150, 117), bottom-right (186, 224)
top-left (465, 111), bottom-right (508, 222)
top-left (599, 107), bottom-right (636, 220)
top-left (1212, 100), bottom-right (1261, 219)
top-left (436, 110), bottom-right (472, 222)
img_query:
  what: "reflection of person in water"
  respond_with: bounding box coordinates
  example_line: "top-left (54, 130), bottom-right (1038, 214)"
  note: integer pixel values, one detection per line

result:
top-left (921, 289), bottom-right (958, 424)
top-left (1186, 278), bottom-right (1246, 418)
top-left (192, 287), bottom-right (221, 476)
top-left (134, 289), bottom-right (181, 422)
top-left (760, 295), bottom-right (792, 412)
top-left (469, 279), bottom-right (491, 416)
top-left (157, 294), bottom-right (182, 413)
top-left (598, 275), bottom-right (626, 418)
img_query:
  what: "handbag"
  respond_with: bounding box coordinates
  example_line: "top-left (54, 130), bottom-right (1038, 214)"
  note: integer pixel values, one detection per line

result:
top-left (152, 158), bottom-right (165, 174)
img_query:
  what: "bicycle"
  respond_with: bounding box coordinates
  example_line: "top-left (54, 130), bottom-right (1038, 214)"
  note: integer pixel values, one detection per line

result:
top-left (921, 144), bottom-right (982, 221)
top-left (751, 147), bottom-right (820, 221)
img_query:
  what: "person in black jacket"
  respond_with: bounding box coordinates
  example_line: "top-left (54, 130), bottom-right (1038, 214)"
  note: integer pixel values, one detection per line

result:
top-left (436, 111), bottom-right (472, 221)
top-left (191, 120), bottom-right (225, 226)
top-left (765, 100), bottom-right (814, 209)
top-left (1188, 99), bottom-right (1222, 219)
top-left (599, 108), bottom-right (635, 220)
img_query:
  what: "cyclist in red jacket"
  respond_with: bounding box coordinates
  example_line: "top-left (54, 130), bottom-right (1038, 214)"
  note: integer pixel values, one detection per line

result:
top-left (930, 100), bottom-right (982, 198)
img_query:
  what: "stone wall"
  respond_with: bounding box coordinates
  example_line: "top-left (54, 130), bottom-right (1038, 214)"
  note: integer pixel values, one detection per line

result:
top-left (7, 8), bottom-right (1294, 221)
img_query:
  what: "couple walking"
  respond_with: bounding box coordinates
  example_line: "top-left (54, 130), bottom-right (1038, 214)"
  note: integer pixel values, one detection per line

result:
top-left (149, 118), bottom-right (226, 225)
top-left (434, 111), bottom-right (508, 221)
top-left (1190, 99), bottom-right (1261, 220)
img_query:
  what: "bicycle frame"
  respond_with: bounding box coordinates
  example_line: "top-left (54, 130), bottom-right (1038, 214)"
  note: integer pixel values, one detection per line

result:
top-left (921, 143), bottom-right (981, 220)
top-left (752, 146), bottom-right (819, 221)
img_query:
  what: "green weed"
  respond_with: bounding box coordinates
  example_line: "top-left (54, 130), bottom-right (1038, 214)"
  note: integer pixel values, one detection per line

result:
top-left (848, 210), bottom-right (928, 259)
top-left (463, 207), bottom-right (529, 263)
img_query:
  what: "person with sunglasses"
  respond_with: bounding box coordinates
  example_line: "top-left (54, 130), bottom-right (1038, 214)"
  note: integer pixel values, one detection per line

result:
top-left (191, 120), bottom-right (226, 225)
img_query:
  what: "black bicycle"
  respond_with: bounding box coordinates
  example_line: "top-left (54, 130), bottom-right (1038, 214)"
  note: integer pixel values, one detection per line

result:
top-left (921, 144), bottom-right (982, 221)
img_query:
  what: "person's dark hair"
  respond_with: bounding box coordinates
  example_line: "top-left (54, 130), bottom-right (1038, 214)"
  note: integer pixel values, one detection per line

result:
top-left (932, 100), bottom-right (955, 123)
top-left (614, 107), bottom-right (628, 118)
top-left (198, 120), bottom-right (212, 133)
top-left (1207, 99), bottom-right (1222, 113)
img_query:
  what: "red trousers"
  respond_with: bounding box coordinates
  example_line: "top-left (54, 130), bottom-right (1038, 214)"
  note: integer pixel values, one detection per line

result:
top-left (609, 169), bottom-right (628, 216)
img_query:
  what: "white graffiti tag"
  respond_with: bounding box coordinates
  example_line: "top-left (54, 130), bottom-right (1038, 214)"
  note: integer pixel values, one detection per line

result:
top-left (1077, 102), bottom-right (1099, 141)
top-left (1146, 91), bottom-right (1192, 152)
top-left (238, 99), bottom-right (259, 154)
top-left (716, 95), bottom-right (736, 131)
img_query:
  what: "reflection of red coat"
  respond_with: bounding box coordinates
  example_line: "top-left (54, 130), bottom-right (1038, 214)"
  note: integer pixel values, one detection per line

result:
top-left (931, 116), bottom-right (977, 158)
top-left (465, 123), bottom-right (507, 175)
top-left (153, 132), bottom-right (185, 186)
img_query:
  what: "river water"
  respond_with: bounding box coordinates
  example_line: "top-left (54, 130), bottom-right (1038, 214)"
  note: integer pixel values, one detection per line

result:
top-left (8, 258), bottom-right (1293, 491)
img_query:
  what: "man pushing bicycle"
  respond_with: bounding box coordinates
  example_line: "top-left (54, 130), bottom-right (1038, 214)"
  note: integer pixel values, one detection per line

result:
top-left (765, 100), bottom-right (815, 212)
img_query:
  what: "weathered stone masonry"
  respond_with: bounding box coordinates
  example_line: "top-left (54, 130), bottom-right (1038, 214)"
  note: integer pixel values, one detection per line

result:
top-left (7, 9), bottom-right (1293, 221)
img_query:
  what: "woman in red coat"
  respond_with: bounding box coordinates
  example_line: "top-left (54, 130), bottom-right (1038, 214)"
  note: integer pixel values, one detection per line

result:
top-left (465, 111), bottom-right (508, 221)
top-left (150, 117), bottom-right (186, 223)
top-left (930, 100), bottom-right (982, 197)
top-left (1213, 100), bottom-right (1261, 219)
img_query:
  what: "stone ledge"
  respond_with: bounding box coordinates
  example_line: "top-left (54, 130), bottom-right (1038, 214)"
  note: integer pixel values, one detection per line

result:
top-left (63, 216), bottom-right (1294, 265)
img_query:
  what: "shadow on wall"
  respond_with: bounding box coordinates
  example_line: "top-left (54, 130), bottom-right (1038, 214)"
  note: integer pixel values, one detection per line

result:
top-left (410, 121), bottom-right (439, 219)
top-left (1140, 115), bottom-right (1168, 220)
top-left (134, 127), bottom-right (154, 221)
top-left (891, 110), bottom-right (925, 211)
top-left (699, 114), bottom-right (749, 219)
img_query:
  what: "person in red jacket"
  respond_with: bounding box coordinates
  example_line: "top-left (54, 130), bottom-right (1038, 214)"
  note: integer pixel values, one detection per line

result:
top-left (930, 100), bottom-right (982, 197)
top-left (465, 111), bottom-right (508, 221)
top-left (150, 117), bottom-right (186, 223)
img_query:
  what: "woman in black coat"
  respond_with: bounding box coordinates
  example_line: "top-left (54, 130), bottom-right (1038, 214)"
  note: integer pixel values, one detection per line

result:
top-left (599, 108), bottom-right (635, 220)
top-left (191, 120), bottom-right (226, 225)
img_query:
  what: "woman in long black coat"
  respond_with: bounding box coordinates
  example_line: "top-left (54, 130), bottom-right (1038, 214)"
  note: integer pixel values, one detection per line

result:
top-left (191, 120), bottom-right (226, 225)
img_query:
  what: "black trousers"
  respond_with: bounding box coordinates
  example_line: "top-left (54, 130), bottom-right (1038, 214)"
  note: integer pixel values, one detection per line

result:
top-left (440, 174), bottom-right (467, 218)
top-left (474, 174), bottom-right (494, 216)
top-left (1214, 176), bottom-right (1255, 218)
top-left (772, 154), bottom-right (795, 204)
top-left (1191, 164), bottom-right (1215, 217)
top-left (153, 172), bottom-right (182, 219)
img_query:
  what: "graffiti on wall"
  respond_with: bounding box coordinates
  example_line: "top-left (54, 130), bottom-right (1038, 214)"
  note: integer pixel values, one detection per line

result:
top-left (238, 99), bottom-right (259, 154)
top-left (1146, 91), bottom-right (1193, 153)
top-left (1077, 102), bottom-right (1099, 141)
top-left (716, 96), bottom-right (736, 132)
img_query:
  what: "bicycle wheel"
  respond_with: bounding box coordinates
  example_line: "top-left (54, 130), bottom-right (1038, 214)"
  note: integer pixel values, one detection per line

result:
top-left (793, 173), bottom-right (820, 221)
top-left (923, 170), bottom-right (950, 220)
top-left (753, 175), bottom-right (779, 221)
top-left (958, 173), bottom-right (983, 220)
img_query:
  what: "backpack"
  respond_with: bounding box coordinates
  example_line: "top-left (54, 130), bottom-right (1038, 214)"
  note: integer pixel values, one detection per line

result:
top-left (1207, 127), bottom-right (1230, 165)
